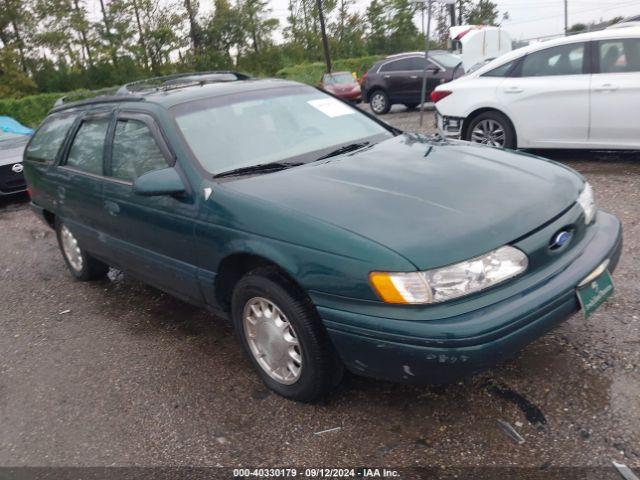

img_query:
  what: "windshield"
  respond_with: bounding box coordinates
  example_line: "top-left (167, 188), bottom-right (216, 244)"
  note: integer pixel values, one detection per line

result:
top-left (323, 73), bottom-right (355, 85)
top-left (172, 87), bottom-right (392, 175)
top-left (431, 52), bottom-right (462, 68)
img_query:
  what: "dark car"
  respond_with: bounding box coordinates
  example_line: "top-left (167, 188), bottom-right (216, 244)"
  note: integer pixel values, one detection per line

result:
top-left (24, 73), bottom-right (622, 402)
top-left (0, 116), bottom-right (33, 196)
top-left (362, 51), bottom-right (464, 114)
top-left (318, 71), bottom-right (362, 102)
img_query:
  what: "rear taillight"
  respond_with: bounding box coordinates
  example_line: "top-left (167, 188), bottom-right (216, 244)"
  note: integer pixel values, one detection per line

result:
top-left (431, 90), bottom-right (452, 103)
top-left (360, 72), bottom-right (368, 85)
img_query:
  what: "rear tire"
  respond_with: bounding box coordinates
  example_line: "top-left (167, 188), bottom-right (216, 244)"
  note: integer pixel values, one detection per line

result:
top-left (465, 111), bottom-right (516, 149)
top-left (55, 220), bottom-right (109, 281)
top-left (232, 267), bottom-right (343, 402)
top-left (369, 90), bottom-right (391, 115)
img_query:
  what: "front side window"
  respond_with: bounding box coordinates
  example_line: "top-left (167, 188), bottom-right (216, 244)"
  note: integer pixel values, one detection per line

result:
top-left (599, 38), bottom-right (640, 73)
top-left (25, 114), bottom-right (77, 163)
top-left (520, 43), bottom-right (585, 77)
top-left (65, 118), bottom-right (110, 175)
top-left (380, 58), bottom-right (416, 72)
top-left (110, 119), bottom-right (168, 182)
top-left (173, 87), bottom-right (392, 175)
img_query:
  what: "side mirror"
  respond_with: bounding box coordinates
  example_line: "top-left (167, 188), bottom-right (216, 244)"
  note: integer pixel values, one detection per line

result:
top-left (427, 65), bottom-right (441, 74)
top-left (133, 167), bottom-right (186, 197)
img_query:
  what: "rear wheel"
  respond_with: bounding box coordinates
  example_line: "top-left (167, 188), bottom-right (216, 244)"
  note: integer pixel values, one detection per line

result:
top-left (465, 111), bottom-right (516, 149)
top-left (232, 267), bottom-right (342, 402)
top-left (369, 90), bottom-right (390, 115)
top-left (55, 220), bottom-right (109, 281)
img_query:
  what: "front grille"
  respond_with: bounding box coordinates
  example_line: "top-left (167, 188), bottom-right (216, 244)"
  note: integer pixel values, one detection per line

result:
top-left (0, 164), bottom-right (27, 193)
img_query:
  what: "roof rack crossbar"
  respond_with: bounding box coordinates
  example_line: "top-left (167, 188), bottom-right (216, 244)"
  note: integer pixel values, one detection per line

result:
top-left (117, 71), bottom-right (251, 95)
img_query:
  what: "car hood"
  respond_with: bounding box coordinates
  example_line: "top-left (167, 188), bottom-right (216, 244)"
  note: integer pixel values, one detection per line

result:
top-left (225, 135), bottom-right (583, 270)
top-left (0, 138), bottom-right (28, 167)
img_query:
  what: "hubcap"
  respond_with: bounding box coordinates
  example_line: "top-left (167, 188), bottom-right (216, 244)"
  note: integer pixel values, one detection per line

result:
top-left (60, 224), bottom-right (83, 272)
top-left (471, 119), bottom-right (506, 146)
top-left (243, 297), bottom-right (302, 385)
top-left (371, 93), bottom-right (386, 113)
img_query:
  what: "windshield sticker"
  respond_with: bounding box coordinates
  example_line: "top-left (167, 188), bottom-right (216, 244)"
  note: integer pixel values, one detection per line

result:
top-left (307, 98), bottom-right (355, 118)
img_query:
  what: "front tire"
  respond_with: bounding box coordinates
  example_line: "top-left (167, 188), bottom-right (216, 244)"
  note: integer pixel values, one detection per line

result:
top-left (369, 90), bottom-right (391, 115)
top-left (232, 267), bottom-right (342, 402)
top-left (465, 111), bottom-right (516, 149)
top-left (55, 220), bottom-right (109, 281)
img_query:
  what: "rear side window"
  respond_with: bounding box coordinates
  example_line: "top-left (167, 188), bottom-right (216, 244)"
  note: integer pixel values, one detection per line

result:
top-left (520, 43), bottom-right (585, 77)
top-left (482, 60), bottom-right (517, 77)
top-left (598, 38), bottom-right (640, 73)
top-left (25, 114), bottom-right (77, 163)
top-left (65, 118), bottom-right (110, 175)
top-left (110, 119), bottom-right (168, 182)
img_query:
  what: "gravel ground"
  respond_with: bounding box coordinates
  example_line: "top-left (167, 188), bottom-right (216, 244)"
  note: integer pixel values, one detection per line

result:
top-left (0, 107), bottom-right (639, 475)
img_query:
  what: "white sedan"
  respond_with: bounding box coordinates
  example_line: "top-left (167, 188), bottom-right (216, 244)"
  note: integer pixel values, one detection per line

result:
top-left (432, 27), bottom-right (640, 149)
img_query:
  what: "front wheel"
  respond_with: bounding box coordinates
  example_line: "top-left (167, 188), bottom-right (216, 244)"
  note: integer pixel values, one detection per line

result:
top-left (465, 111), bottom-right (516, 149)
top-left (369, 90), bottom-right (391, 115)
top-left (232, 267), bottom-right (342, 402)
top-left (56, 220), bottom-right (109, 281)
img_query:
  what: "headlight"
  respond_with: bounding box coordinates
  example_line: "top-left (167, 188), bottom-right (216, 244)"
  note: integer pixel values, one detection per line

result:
top-left (370, 246), bottom-right (528, 304)
top-left (577, 182), bottom-right (596, 224)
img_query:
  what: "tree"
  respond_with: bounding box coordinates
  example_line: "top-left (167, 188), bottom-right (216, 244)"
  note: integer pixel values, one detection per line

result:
top-left (386, 0), bottom-right (421, 53)
top-left (0, 47), bottom-right (37, 97)
top-left (365, 0), bottom-right (388, 54)
top-left (466, 0), bottom-right (499, 25)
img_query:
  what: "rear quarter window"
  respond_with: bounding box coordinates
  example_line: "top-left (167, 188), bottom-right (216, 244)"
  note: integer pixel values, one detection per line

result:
top-left (25, 114), bottom-right (78, 163)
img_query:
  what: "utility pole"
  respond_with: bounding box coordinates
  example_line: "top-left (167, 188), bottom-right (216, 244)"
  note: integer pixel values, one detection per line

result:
top-left (317, 0), bottom-right (332, 73)
top-left (564, 0), bottom-right (568, 35)
top-left (448, 3), bottom-right (456, 28)
top-left (419, 0), bottom-right (433, 127)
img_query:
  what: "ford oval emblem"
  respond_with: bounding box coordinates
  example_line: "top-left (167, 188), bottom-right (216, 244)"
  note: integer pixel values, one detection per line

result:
top-left (11, 163), bottom-right (23, 173)
top-left (550, 230), bottom-right (573, 250)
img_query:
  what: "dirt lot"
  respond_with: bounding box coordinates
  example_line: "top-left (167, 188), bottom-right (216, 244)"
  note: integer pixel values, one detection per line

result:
top-left (0, 107), bottom-right (639, 476)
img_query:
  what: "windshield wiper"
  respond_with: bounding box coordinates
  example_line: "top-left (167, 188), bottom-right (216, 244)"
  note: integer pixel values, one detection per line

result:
top-left (315, 142), bottom-right (370, 161)
top-left (214, 161), bottom-right (302, 178)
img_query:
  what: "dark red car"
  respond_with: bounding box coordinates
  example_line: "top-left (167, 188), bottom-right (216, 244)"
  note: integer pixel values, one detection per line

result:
top-left (319, 71), bottom-right (362, 102)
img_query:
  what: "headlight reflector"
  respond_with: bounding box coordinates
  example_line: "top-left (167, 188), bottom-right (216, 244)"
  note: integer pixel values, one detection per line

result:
top-left (577, 182), bottom-right (596, 224)
top-left (370, 246), bottom-right (528, 304)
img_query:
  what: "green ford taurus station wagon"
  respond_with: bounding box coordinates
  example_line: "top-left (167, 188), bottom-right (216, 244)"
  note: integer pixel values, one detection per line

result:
top-left (23, 72), bottom-right (622, 402)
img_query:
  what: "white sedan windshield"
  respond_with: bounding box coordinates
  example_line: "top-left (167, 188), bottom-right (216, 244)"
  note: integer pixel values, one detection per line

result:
top-left (173, 87), bottom-right (392, 175)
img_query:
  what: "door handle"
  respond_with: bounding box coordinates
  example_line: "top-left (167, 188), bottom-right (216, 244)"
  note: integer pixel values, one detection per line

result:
top-left (104, 200), bottom-right (120, 216)
top-left (504, 87), bottom-right (523, 94)
top-left (594, 83), bottom-right (618, 92)
top-left (383, 75), bottom-right (391, 79)
top-left (410, 75), bottom-right (418, 79)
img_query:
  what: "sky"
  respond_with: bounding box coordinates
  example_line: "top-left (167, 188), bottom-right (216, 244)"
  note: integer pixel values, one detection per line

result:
top-left (86, 0), bottom-right (640, 44)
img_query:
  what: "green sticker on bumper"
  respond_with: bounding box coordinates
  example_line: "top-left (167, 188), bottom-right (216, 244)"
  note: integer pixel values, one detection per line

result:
top-left (577, 270), bottom-right (614, 318)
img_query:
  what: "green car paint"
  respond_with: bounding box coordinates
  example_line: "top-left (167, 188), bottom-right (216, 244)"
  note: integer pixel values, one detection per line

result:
top-left (23, 79), bottom-right (623, 384)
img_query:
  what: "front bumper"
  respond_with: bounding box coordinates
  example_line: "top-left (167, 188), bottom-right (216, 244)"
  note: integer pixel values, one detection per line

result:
top-left (321, 211), bottom-right (622, 384)
top-left (336, 91), bottom-right (362, 102)
top-left (435, 111), bottom-right (464, 139)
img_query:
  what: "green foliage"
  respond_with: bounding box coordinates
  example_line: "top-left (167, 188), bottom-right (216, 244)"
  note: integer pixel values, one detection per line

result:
top-left (0, 92), bottom-right (64, 127)
top-left (466, 0), bottom-right (499, 26)
top-left (276, 55), bottom-right (383, 84)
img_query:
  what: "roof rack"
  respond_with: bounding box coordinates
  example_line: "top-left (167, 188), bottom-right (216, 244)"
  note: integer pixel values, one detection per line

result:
top-left (51, 95), bottom-right (145, 113)
top-left (117, 71), bottom-right (251, 95)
